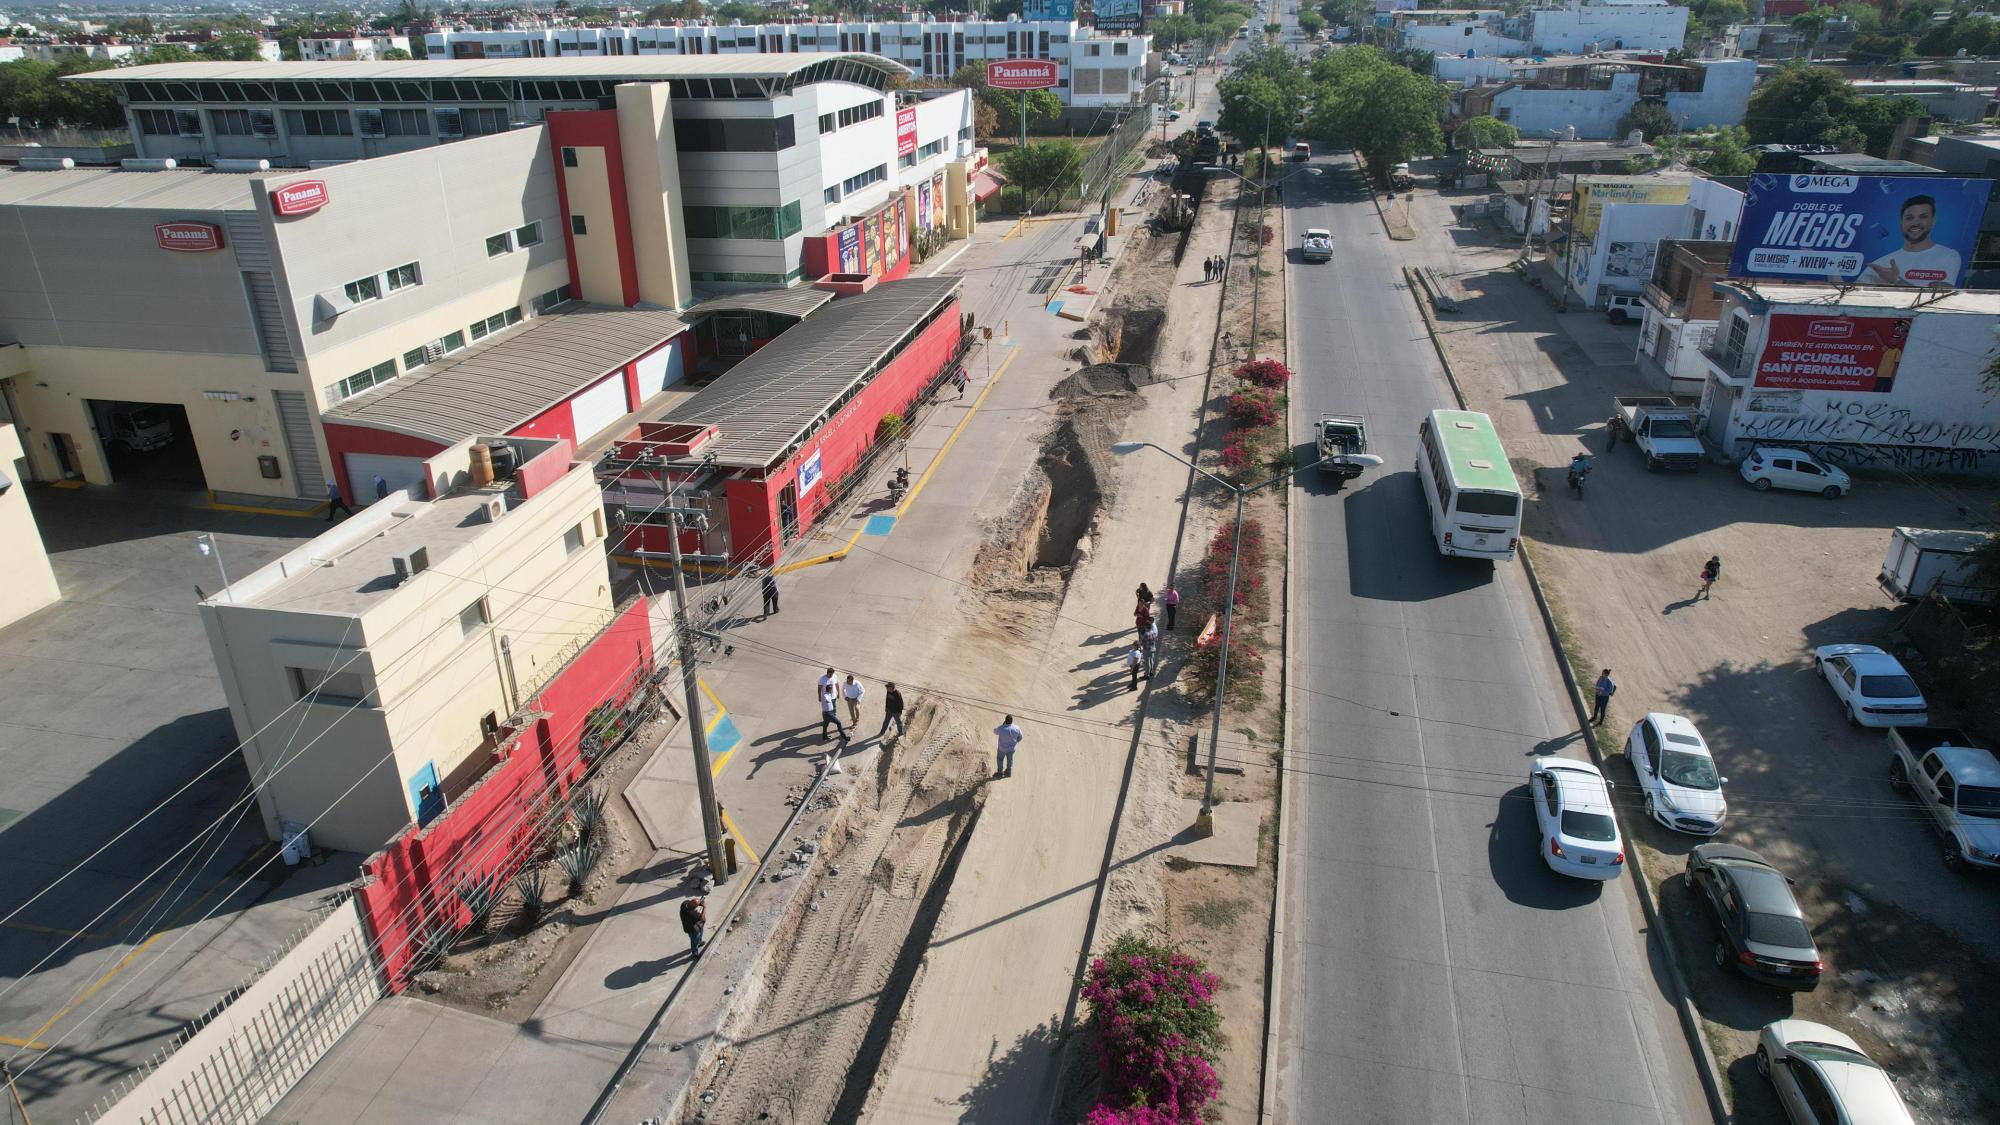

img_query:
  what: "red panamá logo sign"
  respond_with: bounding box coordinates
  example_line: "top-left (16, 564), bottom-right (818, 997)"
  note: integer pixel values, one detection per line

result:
top-left (154, 221), bottom-right (224, 252)
top-left (987, 59), bottom-right (1059, 90)
top-left (271, 179), bottom-right (329, 217)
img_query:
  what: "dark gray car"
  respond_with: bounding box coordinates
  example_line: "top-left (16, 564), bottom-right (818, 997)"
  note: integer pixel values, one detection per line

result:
top-left (1685, 843), bottom-right (1823, 992)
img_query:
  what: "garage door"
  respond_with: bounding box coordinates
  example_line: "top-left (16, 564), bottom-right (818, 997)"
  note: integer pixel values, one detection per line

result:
top-left (570, 374), bottom-right (631, 444)
top-left (343, 453), bottom-right (431, 504)
top-left (633, 340), bottom-right (683, 402)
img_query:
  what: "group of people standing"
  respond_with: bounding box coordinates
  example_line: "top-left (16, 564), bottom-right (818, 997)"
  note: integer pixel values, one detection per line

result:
top-left (1202, 255), bottom-right (1229, 283)
top-left (1127, 582), bottom-right (1181, 690)
top-left (815, 668), bottom-right (907, 746)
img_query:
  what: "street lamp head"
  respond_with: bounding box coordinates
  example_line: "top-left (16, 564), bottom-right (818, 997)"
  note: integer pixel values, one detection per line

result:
top-left (1111, 441), bottom-right (1147, 454)
top-left (195, 532), bottom-right (214, 557)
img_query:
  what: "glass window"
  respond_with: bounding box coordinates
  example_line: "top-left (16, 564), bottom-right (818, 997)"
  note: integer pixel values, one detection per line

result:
top-left (343, 275), bottom-right (381, 304)
top-left (562, 146), bottom-right (579, 167)
top-left (134, 109), bottom-right (179, 135)
top-left (486, 232), bottom-right (513, 257)
top-left (385, 263), bottom-right (420, 292)
top-left (571, 214), bottom-right (588, 235)
top-left (404, 347), bottom-right (428, 371)
top-left (1742, 911), bottom-right (1812, 948)
top-left (514, 221), bottom-right (542, 248)
top-left (563, 522), bottom-right (587, 555)
top-left (1559, 810), bottom-right (1617, 842)
top-left (287, 665), bottom-right (369, 704)
top-left (470, 319), bottom-right (491, 342)
top-left (1455, 491), bottom-right (1519, 517)
top-left (441, 330), bottom-right (467, 353)
top-left (1859, 674), bottom-right (1918, 698)
top-left (382, 107), bottom-right (430, 136)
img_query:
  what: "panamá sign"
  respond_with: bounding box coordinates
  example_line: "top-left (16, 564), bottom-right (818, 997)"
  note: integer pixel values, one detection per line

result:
top-left (271, 179), bottom-right (329, 217)
top-left (987, 59), bottom-right (1059, 90)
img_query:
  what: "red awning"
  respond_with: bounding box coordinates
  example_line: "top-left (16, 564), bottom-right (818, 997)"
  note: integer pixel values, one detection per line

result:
top-left (971, 168), bottom-right (1007, 202)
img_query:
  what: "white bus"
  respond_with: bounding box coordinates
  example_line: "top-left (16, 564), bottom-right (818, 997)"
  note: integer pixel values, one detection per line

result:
top-left (1416, 410), bottom-right (1522, 561)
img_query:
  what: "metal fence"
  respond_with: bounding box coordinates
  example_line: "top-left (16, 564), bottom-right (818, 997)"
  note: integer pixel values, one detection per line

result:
top-left (82, 895), bottom-right (381, 1125)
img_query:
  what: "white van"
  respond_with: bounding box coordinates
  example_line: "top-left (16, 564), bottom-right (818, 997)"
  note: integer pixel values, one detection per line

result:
top-left (1291, 141), bottom-right (1311, 162)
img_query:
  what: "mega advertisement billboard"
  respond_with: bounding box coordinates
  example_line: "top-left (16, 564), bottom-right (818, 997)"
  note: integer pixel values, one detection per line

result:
top-left (1751, 313), bottom-right (1911, 394)
top-left (1730, 174), bottom-right (1990, 288)
top-left (1095, 0), bottom-right (1142, 32)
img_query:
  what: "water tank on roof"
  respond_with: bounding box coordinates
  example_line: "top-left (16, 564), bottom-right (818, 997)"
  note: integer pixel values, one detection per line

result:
top-left (18, 156), bottom-right (75, 170)
top-left (121, 157), bottom-right (178, 171)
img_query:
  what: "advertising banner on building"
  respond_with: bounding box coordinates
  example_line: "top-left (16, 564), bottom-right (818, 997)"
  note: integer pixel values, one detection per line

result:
top-left (918, 182), bottom-right (932, 229)
top-left (1095, 0), bottom-right (1142, 31)
top-left (1751, 313), bottom-right (1911, 394)
top-left (987, 59), bottom-right (1060, 90)
top-left (897, 107), bottom-right (918, 158)
top-left (1573, 179), bottom-right (1688, 240)
top-left (1730, 174), bottom-right (1990, 287)
top-left (798, 449), bottom-right (824, 497)
top-left (1025, 0), bottom-right (1075, 18)
top-left (838, 224), bottom-right (862, 274)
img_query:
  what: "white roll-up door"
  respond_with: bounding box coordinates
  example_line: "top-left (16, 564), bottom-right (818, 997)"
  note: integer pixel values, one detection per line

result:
top-left (632, 339), bottom-right (683, 401)
top-left (343, 453), bottom-right (430, 503)
top-left (570, 374), bottom-right (631, 443)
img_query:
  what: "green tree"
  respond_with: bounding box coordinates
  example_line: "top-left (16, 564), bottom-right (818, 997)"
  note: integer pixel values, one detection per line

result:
top-left (134, 44), bottom-right (202, 65)
top-left (1618, 100), bottom-right (1680, 140)
top-left (1847, 31), bottom-right (1911, 63)
top-left (999, 138), bottom-right (1085, 211)
top-left (200, 33), bottom-right (270, 61)
top-left (1298, 10), bottom-right (1325, 36)
top-left (1745, 63), bottom-right (1923, 155)
top-left (379, 47), bottom-right (414, 60)
top-left (0, 59), bottom-right (56, 126)
top-left (1455, 114), bottom-right (1518, 151)
top-left (1305, 46), bottom-right (1445, 176)
top-left (1655, 125), bottom-right (1757, 177)
top-left (1686, 0), bottom-right (1748, 33)
top-left (1217, 45), bottom-right (1307, 152)
top-left (1154, 13), bottom-right (1198, 46)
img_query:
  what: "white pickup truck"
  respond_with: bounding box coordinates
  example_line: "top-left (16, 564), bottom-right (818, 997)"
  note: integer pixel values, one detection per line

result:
top-left (1614, 395), bottom-right (1703, 472)
top-left (1301, 227), bottom-right (1332, 263)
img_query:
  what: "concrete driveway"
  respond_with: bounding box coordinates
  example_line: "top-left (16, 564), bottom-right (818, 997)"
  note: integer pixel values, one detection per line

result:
top-left (0, 484), bottom-right (359, 1122)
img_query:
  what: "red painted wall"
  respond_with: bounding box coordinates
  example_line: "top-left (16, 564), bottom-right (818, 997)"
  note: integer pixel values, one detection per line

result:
top-left (321, 423), bottom-right (449, 505)
top-left (546, 110), bottom-right (640, 308)
top-left (354, 598), bottom-right (654, 991)
top-left (510, 399), bottom-right (579, 445)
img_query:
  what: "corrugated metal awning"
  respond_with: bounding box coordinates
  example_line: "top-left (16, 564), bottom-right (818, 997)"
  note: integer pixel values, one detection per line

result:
top-left (683, 288), bottom-right (836, 322)
top-left (324, 303), bottom-right (687, 445)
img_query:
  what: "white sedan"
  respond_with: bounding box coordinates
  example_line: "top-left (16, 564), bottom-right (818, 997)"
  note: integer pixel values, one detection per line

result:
top-left (1740, 446), bottom-right (1851, 498)
top-left (1757, 1020), bottom-right (1915, 1125)
top-left (1813, 644), bottom-right (1929, 728)
top-left (1625, 712), bottom-right (1728, 835)
top-left (1530, 757), bottom-right (1625, 881)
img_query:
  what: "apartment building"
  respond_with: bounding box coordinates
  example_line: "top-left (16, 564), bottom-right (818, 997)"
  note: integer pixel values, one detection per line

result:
top-left (421, 18), bottom-right (1154, 113)
top-left (1444, 55), bottom-right (1755, 140)
top-left (1398, 0), bottom-right (1689, 58)
top-left (297, 34), bottom-right (413, 61)
top-left (198, 436), bottom-right (627, 853)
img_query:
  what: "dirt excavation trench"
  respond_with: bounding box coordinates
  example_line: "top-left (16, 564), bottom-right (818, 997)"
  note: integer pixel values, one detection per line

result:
top-left (684, 701), bottom-right (986, 1125)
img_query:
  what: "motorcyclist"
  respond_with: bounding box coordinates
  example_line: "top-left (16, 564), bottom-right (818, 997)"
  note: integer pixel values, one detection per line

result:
top-left (1568, 452), bottom-right (1592, 494)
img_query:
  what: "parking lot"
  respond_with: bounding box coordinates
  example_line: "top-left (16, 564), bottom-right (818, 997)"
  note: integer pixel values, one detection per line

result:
top-left (0, 484), bottom-right (358, 1123)
top-left (1398, 182), bottom-right (1999, 1123)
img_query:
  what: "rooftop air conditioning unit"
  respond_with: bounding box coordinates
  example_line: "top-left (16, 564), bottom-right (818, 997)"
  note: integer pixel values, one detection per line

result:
top-left (481, 497), bottom-right (505, 522)
top-left (391, 545), bottom-right (430, 583)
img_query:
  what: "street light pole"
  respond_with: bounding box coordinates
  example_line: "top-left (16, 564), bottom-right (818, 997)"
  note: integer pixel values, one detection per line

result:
top-left (663, 507), bottom-right (730, 885)
top-left (1111, 441), bottom-right (1380, 835)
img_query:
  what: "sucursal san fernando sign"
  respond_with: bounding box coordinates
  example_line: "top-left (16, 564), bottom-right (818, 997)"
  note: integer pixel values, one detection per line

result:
top-left (270, 179), bottom-right (330, 217)
top-left (154, 221), bottom-right (224, 252)
top-left (986, 59), bottom-right (1060, 90)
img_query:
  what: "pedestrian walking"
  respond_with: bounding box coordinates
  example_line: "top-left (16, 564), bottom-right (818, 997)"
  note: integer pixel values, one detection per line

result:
top-left (818, 667), bottom-right (836, 697)
top-left (680, 894), bottom-right (706, 959)
top-left (762, 574), bottom-right (780, 617)
top-left (842, 674), bottom-right (865, 724)
top-left (325, 480), bottom-right (352, 522)
top-left (878, 683), bottom-right (906, 739)
top-left (993, 716), bottom-right (1024, 777)
top-left (1141, 620), bottom-right (1159, 660)
top-left (954, 367), bottom-right (969, 399)
top-left (1160, 585), bottom-right (1181, 630)
top-left (1135, 603), bottom-right (1153, 642)
top-left (1136, 582), bottom-right (1155, 610)
top-left (1204, 258), bottom-right (1215, 282)
top-left (1697, 555), bottom-right (1721, 600)
top-left (819, 683), bottom-right (847, 742)
top-left (1591, 669), bottom-right (1616, 725)
top-left (1126, 644), bottom-right (1145, 689)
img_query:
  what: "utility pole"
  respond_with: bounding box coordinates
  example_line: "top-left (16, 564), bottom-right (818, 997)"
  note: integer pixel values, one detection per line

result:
top-left (663, 505), bottom-right (730, 885)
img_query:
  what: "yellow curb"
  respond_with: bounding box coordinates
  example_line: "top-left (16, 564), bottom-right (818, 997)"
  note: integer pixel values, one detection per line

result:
top-left (720, 808), bottom-right (760, 865)
top-left (205, 491), bottom-right (331, 518)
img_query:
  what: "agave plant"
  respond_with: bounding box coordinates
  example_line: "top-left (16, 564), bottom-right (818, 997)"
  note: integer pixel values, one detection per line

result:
top-left (568, 785), bottom-right (609, 851)
top-left (511, 864), bottom-right (548, 931)
top-left (454, 872), bottom-right (501, 935)
top-left (413, 918), bottom-right (456, 973)
top-left (556, 837), bottom-right (602, 897)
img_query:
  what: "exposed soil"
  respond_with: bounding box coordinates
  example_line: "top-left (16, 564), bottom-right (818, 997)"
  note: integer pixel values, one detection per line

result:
top-left (686, 699), bottom-right (989, 1124)
top-left (409, 720), bottom-right (661, 1021)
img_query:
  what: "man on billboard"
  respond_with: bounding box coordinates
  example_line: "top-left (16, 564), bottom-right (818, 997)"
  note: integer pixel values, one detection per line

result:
top-left (1864, 195), bottom-right (1962, 287)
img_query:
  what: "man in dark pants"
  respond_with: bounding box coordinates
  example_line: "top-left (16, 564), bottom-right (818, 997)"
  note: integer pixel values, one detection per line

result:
top-left (762, 574), bottom-right (780, 617)
top-left (680, 895), bottom-right (706, 959)
top-left (879, 683), bottom-right (906, 739)
top-left (325, 480), bottom-right (353, 522)
top-left (1591, 669), bottom-right (1616, 725)
top-left (819, 685), bottom-right (847, 742)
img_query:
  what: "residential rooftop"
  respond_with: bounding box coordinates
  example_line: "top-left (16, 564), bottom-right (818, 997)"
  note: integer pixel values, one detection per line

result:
top-left (1722, 282), bottom-right (2000, 314)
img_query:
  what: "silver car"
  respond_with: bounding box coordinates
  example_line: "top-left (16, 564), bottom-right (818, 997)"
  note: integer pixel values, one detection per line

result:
top-left (1757, 1019), bottom-right (1914, 1125)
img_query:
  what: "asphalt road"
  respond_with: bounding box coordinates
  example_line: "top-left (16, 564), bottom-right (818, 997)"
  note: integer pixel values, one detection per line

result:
top-left (1270, 154), bottom-right (1715, 1123)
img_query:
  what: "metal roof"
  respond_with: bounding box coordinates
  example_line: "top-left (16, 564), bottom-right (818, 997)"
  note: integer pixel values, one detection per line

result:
top-left (69, 52), bottom-right (908, 84)
top-left (663, 277), bottom-right (961, 468)
top-left (325, 303), bottom-right (688, 444)
top-left (0, 165), bottom-right (259, 210)
top-left (683, 287), bottom-right (836, 322)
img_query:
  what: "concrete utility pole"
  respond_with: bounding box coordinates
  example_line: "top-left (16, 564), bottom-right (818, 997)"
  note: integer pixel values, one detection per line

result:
top-left (663, 506), bottom-right (730, 884)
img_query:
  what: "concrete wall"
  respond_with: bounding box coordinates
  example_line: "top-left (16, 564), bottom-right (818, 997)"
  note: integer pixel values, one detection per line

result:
top-left (1567, 200), bottom-right (1687, 306)
top-left (1530, 4), bottom-right (1689, 52)
top-left (1490, 59), bottom-right (1753, 139)
top-left (0, 423), bottom-right (61, 630)
top-left (1636, 306), bottom-right (1716, 394)
top-left (1683, 174), bottom-right (1745, 241)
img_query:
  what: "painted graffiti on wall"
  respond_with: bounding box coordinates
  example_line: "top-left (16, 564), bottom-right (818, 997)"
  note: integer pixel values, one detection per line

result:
top-left (1790, 442), bottom-right (2000, 473)
top-left (1738, 395), bottom-right (2000, 458)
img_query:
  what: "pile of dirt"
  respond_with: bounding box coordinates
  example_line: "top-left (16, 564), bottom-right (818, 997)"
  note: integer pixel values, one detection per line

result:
top-left (686, 700), bottom-right (988, 1125)
top-left (1051, 362), bottom-right (1156, 400)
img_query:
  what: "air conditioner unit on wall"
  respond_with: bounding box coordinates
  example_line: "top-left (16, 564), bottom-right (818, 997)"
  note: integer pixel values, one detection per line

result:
top-left (251, 109), bottom-right (277, 137)
top-left (176, 110), bottom-right (204, 137)
top-left (436, 108), bottom-right (463, 138)
top-left (356, 109), bottom-right (385, 138)
top-left (423, 340), bottom-right (446, 362)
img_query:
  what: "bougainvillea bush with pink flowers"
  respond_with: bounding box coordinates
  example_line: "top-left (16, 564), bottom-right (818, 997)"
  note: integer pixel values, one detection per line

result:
top-left (1080, 933), bottom-right (1224, 1123)
top-left (1232, 358), bottom-right (1292, 388)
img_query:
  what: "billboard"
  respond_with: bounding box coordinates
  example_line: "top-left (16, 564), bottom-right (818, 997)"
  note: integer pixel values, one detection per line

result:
top-left (987, 59), bottom-right (1060, 90)
top-left (1730, 174), bottom-right (1989, 288)
top-left (154, 221), bottom-right (224, 252)
top-left (1024, 0), bottom-right (1075, 18)
top-left (1573, 179), bottom-right (1687, 240)
top-left (1095, 0), bottom-right (1142, 32)
top-left (1751, 313), bottom-right (1910, 394)
top-left (896, 106), bottom-right (918, 158)
top-left (270, 179), bottom-right (329, 217)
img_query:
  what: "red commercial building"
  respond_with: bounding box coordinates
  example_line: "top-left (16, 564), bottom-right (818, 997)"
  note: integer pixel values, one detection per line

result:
top-left (606, 276), bottom-right (968, 566)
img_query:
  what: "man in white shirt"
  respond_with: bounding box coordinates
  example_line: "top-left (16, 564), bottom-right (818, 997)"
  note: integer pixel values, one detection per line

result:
top-left (1865, 195), bottom-right (1961, 287)
top-left (842, 674), bottom-right (865, 724)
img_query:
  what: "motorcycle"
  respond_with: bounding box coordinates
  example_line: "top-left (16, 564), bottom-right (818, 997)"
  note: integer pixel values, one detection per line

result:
top-left (1567, 457), bottom-right (1591, 498)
